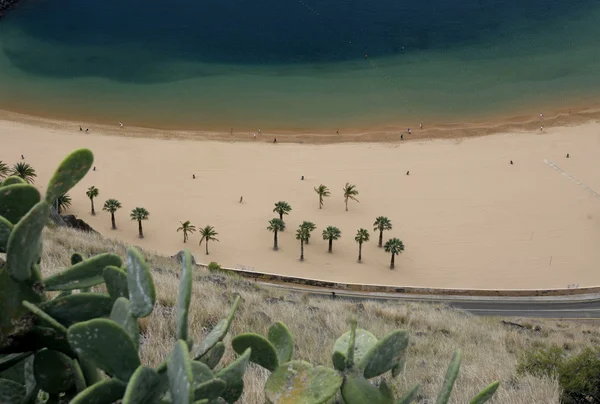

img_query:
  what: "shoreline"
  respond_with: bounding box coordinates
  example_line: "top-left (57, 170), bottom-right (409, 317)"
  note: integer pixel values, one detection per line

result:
top-left (2, 103), bottom-right (600, 144)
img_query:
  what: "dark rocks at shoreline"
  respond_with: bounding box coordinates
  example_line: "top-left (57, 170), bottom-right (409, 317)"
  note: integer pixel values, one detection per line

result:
top-left (48, 206), bottom-right (98, 233)
top-left (0, 0), bottom-right (22, 18)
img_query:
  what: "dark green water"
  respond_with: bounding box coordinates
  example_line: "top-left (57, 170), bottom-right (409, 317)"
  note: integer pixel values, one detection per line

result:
top-left (1, 0), bottom-right (600, 130)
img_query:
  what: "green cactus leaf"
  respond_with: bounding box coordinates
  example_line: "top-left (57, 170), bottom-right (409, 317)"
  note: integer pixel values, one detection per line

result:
top-left (469, 381), bottom-right (500, 404)
top-left (168, 340), bottom-right (194, 404)
top-left (0, 184), bottom-right (41, 225)
top-left (0, 378), bottom-right (26, 403)
top-left (123, 366), bottom-right (166, 404)
top-left (232, 333), bottom-right (279, 371)
top-left (72, 360), bottom-right (87, 392)
top-left (192, 296), bottom-right (240, 360)
top-left (340, 371), bottom-right (393, 404)
top-left (265, 360), bottom-right (342, 404)
top-left (435, 350), bottom-right (462, 404)
top-left (0, 216), bottom-right (13, 253)
top-left (177, 251), bottom-right (193, 341)
top-left (0, 352), bottom-right (32, 373)
top-left (33, 349), bottom-right (75, 394)
top-left (39, 293), bottom-right (113, 326)
top-left (78, 357), bottom-right (102, 387)
top-left (191, 361), bottom-right (215, 385)
top-left (67, 318), bottom-right (141, 382)
top-left (194, 400), bottom-right (209, 404)
top-left (23, 354), bottom-right (36, 398)
top-left (26, 326), bottom-right (75, 358)
top-left (22, 300), bottom-right (68, 333)
top-left (110, 297), bottom-right (140, 349)
top-left (359, 330), bottom-right (408, 378)
top-left (333, 328), bottom-right (377, 371)
top-left (6, 201), bottom-right (49, 282)
top-left (44, 253), bottom-right (122, 291)
top-left (70, 378), bottom-right (127, 404)
top-left (215, 348), bottom-right (251, 403)
top-left (45, 148), bottom-right (94, 205)
top-left (126, 247), bottom-right (156, 318)
top-left (0, 354), bottom-right (27, 384)
top-left (71, 253), bottom-right (85, 265)
top-left (55, 290), bottom-right (72, 299)
top-left (103, 266), bottom-right (129, 300)
top-left (194, 378), bottom-right (226, 401)
top-left (198, 342), bottom-right (225, 370)
top-left (268, 322), bottom-right (294, 364)
top-left (0, 176), bottom-right (26, 187)
top-left (391, 357), bottom-right (405, 378)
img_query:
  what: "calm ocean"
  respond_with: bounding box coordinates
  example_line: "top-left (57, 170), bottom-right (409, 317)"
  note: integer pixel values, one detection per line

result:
top-left (1, 0), bottom-right (599, 130)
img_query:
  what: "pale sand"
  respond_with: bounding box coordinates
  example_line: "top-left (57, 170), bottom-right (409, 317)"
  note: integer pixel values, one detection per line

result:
top-left (2, 119), bottom-right (600, 289)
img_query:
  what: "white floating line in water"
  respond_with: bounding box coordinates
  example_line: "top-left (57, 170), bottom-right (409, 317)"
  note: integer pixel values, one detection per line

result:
top-left (543, 159), bottom-right (600, 199)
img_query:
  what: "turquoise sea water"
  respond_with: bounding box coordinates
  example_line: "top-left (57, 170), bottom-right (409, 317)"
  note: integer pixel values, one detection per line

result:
top-left (1, 0), bottom-right (600, 131)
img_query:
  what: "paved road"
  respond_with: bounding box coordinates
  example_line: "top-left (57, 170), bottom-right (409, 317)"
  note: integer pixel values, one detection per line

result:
top-left (261, 282), bottom-right (600, 319)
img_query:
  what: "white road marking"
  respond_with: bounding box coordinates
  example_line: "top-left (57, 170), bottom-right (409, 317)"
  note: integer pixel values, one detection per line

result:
top-left (544, 159), bottom-right (600, 199)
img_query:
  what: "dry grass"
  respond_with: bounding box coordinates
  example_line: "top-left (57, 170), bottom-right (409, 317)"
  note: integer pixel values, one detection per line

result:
top-left (39, 226), bottom-right (600, 403)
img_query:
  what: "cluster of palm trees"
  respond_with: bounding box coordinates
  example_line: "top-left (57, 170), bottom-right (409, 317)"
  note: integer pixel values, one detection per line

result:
top-left (314, 183), bottom-right (359, 211)
top-left (267, 199), bottom-right (405, 269)
top-left (0, 161), bottom-right (37, 184)
top-left (176, 221), bottom-right (219, 255)
top-left (86, 187), bottom-right (150, 238)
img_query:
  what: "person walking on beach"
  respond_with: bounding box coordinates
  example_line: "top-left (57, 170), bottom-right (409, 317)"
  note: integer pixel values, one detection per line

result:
top-left (258, 129), bottom-right (262, 135)
top-left (85, 128), bottom-right (89, 134)
top-left (79, 126), bottom-right (82, 131)
top-left (539, 113), bottom-right (544, 119)
top-left (510, 160), bottom-right (513, 165)
top-left (273, 137), bottom-right (277, 143)
top-left (193, 174), bottom-right (196, 179)
top-left (239, 196), bottom-right (243, 203)
top-left (406, 170), bottom-right (410, 175)
top-left (566, 153), bottom-right (570, 158)
top-left (253, 133), bottom-right (256, 140)
top-left (21, 154), bottom-right (24, 160)
top-left (408, 128), bottom-right (411, 134)
top-left (419, 123), bottom-right (423, 129)
top-left (119, 122), bottom-right (123, 128)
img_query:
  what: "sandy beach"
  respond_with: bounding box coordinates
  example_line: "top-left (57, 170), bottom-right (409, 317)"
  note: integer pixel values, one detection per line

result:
top-left (2, 117), bottom-right (600, 289)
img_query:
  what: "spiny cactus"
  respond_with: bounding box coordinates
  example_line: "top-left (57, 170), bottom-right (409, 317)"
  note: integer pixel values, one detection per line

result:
top-left (0, 148), bottom-right (499, 403)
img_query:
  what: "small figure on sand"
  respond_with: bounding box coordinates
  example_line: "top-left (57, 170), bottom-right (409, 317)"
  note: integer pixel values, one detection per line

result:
top-left (239, 196), bottom-right (243, 203)
top-left (406, 171), bottom-right (410, 175)
top-left (273, 137), bottom-right (277, 143)
top-left (566, 153), bottom-right (570, 158)
top-left (301, 175), bottom-right (304, 180)
top-left (540, 126), bottom-right (543, 131)
top-left (85, 128), bottom-right (89, 134)
top-left (336, 129), bottom-right (339, 135)
top-left (21, 154), bottom-right (24, 160)
top-left (258, 129), bottom-right (262, 135)
top-left (400, 134), bottom-right (403, 140)
top-left (193, 174), bottom-right (196, 179)
top-left (79, 126), bottom-right (82, 131)
top-left (93, 166), bottom-right (96, 171)
top-left (253, 133), bottom-right (256, 139)
top-left (331, 291), bottom-right (336, 299)
top-left (539, 113), bottom-right (544, 119)
top-left (408, 128), bottom-right (411, 134)
top-left (119, 122), bottom-right (123, 128)
top-left (510, 160), bottom-right (513, 165)
top-left (230, 128), bottom-right (233, 135)
top-left (419, 123), bottom-right (423, 129)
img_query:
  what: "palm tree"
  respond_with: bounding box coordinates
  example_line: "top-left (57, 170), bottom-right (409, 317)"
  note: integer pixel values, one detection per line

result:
top-left (322, 226), bottom-right (341, 253)
top-left (384, 238), bottom-right (405, 269)
top-left (273, 201), bottom-right (292, 222)
top-left (355, 228), bottom-right (370, 263)
top-left (300, 221), bottom-right (316, 244)
top-left (314, 184), bottom-right (330, 209)
top-left (177, 221), bottom-right (196, 243)
top-left (86, 186), bottom-right (99, 215)
top-left (130, 207), bottom-right (150, 238)
top-left (54, 194), bottom-right (72, 214)
top-left (10, 162), bottom-right (36, 184)
top-left (103, 199), bottom-right (122, 230)
top-left (267, 218), bottom-right (286, 250)
top-left (373, 216), bottom-right (392, 248)
top-left (342, 182), bottom-right (359, 211)
top-left (199, 225), bottom-right (219, 255)
top-left (0, 161), bottom-right (9, 179)
top-left (296, 225), bottom-right (310, 261)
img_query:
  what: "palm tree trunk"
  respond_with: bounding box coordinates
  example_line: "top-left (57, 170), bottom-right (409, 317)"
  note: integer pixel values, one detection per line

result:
top-left (91, 198), bottom-right (95, 215)
top-left (300, 240), bottom-right (304, 261)
top-left (390, 253), bottom-right (395, 269)
top-left (358, 242), bottom-right (362, 262)
top-left (111, 212), bottom-right (116, 230)
top-left (319, 196), bottom-right (322, 209)
top-left (328, 238), bottom-right (333, 253)
top-left (183, 232), bottom-right (187, 243)
top-left (378, 231), bottom-right (383, 248)
top-left (138, 220), bottom-right (144, 238)
top-left (273, 231), bottom-right (278, 250)
top-left (206, 240), bottom-right (209, 255)
top-left (279, 212), bottom-right (283, 221)
top-left (345, 198), bottom-right (348, 211)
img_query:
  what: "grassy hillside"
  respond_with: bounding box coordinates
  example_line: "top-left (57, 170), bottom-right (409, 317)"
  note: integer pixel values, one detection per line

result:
top-left (41, 226), bottom-right (598, 403)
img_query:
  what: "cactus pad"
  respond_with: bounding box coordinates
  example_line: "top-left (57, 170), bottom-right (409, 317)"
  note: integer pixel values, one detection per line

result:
top-left (340, 371), bottom-right (394, 404)
top-left (0, 184), bottom-right (41, 225)
top-left (67, 319), bottom-right (141, 381)
top-left (110, 297), bottom-right (140, 348)
top-left (191, 361), bottom-right (215, 385)
top-left (177, 251), bottom-right (193, 341)
top-left (0, 216), bottom-right (13, 253)
top-left (470, 381), bottom-right (500, 404)
top-left (0, 176), bottom-right (26, 187)
top-left (122, 366), bottom-right (165, 404)
top-left (268, 322), bottom-right (294, 364)
top-left (70, 378), bottom-right (127, 404)
top-left (126, 248), bottom-right (156, 318)
top-left (22, 300), bottom-right (68, 333)
top-left (194, 378), bottom-right (226, 401)
top-left (33, 349), bottom-right (75, 394)
top-left (6, 201), bottom-right (49, 282)
top-left (334, 328), bottom-right (377, 371)
top-left (193, 296), bottom-right (239, 360)
top-left (198, 342), bottom-right (225, 370)
top-left (44, 253), bottom-right (122, 291)
top-left (44, 148), bottom-right (94, 205)
top-left (232, 333), bottom-right (279, 371)
top-left (215, 348), bottom-right (251, 403)
top-left (0, 352), bottom-right (32, 373)
top-left (0, 378), bottom-right (26, 403)
top-left (265, 360), bottom-right (342, 404)
top-left (359, 330), bottom-right (408, 378)
top-left (436, 350), bottom-right (461, 404)
top-left (168, 340), bottom-right (194, 404)
top-left (103, 265), bottom-right (129, 300)
top-left (40, 293), bottom-right (113, 326)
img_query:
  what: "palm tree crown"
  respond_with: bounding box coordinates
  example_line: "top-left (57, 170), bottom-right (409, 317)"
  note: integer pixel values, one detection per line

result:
top-left (300, 221), bottom-right (316, 244)
top-left (273, 201), bottom-right (292, 221)
top-left (267, 218), bottom-right (286, 250)
top-left (177, 221), bottom-right (197, 243)
top-left (342, 182), bottom-right (359, 211)
top-left (86, 186), bottom-right (99, 215)
top-left (131, 207), bottom-right (150, 238)
top-left (0, 161), bottom-right (9, 179)
top-left (54, 194), bottom-right (72, 214)
top-left (314, 184), bottom-right (330, 209)
top-left (373, 216), bottom-right (392, 247)
top-left (384, 238), bottom-right (405, 269)
top-left (10, 162), bottom-right (37, 184)
top-left (199, 225), bottom-right (219, 255)
top-left (322, 226), bottom-right (341, 253)
top-left (103, 199), bottom-right (122, 230)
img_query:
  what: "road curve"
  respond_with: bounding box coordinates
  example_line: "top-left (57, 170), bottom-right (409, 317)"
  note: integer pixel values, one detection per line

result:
top-left (259, 282), bottom-right (600, 319)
